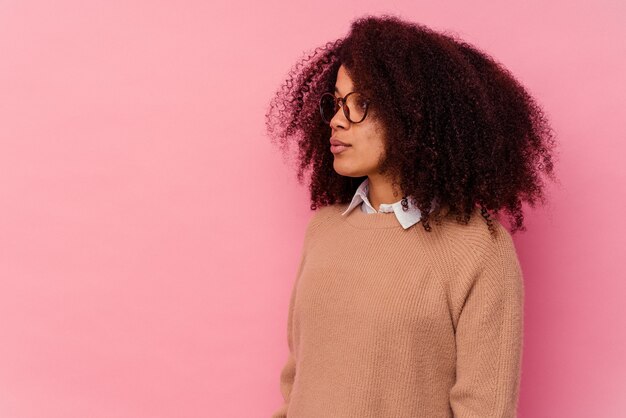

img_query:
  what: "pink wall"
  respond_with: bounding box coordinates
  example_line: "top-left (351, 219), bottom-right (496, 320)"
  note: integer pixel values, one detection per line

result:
top-left (0, 1), bottom-right (624, 417)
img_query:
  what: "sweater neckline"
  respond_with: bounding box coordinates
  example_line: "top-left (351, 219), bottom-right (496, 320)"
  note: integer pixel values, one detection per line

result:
top-left (340, 202), bottom-right (451, 230)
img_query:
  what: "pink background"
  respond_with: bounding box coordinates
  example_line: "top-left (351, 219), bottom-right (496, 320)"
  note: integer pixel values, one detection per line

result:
top-left (0, 1), bottom-right (624, 417)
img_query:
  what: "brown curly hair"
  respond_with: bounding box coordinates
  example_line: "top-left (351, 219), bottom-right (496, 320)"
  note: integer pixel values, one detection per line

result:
top-left (265, 13), bottom-right (559, 235)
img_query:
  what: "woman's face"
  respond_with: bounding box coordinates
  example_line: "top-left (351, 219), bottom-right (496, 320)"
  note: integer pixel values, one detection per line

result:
top-left (329, 64), bottom-right (387, 178)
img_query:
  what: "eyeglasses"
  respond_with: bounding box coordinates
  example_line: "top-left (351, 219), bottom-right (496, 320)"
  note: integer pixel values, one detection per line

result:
top-left (319, 91), bottom-right (370, 124)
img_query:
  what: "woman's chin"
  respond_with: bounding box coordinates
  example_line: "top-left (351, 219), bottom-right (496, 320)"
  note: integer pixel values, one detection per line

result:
top-left (333, 163), bottom-right (363, 178)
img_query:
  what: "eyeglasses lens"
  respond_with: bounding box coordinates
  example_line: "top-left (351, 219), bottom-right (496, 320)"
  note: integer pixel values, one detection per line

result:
top-left (319, 93), bottom-right (367, 124)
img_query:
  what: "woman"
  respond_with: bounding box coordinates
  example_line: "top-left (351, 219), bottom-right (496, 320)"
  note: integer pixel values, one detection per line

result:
top-left (265, 14), bottom-right (557, 418)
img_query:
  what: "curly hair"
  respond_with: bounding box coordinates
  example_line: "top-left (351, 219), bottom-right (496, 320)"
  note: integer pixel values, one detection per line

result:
top-left (265, 13), bottom-right (559, 235)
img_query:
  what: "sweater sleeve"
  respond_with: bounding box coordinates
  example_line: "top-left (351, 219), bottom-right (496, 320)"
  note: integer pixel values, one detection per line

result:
top-left (270, 273), bottom-right (299, 418)
top-left (448, 224), bottom-right (525, 418)
top-left (271, 211), bottom-right (319, 418)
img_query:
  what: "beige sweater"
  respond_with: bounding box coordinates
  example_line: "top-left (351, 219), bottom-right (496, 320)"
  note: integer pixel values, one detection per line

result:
top-left (272, 203), bottom-right (524, 418)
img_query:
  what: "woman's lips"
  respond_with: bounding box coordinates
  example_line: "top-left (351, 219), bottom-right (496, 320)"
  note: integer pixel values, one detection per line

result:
top-left (330, 144), bottom-right (351, 154)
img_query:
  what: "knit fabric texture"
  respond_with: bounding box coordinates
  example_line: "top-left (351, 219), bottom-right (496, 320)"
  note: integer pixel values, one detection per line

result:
top-left (271, 202), bottom-right (524, 418)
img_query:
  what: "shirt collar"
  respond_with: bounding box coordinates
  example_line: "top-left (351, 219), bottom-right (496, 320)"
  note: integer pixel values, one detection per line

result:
top-left (341, 178), bottom-right (437, 230)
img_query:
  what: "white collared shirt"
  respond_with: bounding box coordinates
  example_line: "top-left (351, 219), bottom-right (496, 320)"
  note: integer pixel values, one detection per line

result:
top-left (341, 178), bottom-right (438, 230)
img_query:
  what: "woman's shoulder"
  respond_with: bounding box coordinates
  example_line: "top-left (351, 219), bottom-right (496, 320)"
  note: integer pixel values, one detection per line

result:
top-left (423, 207), bottom-right (523, 304)
top-left (307, 203), bottom-right (345, 228)
top-left (300, 203), bottom-right (346, 242)
top-left (435, 206), bottom-right (521, 274)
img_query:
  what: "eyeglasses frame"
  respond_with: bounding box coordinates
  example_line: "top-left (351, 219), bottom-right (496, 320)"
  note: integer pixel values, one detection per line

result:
top-left (319, 91), bottom-right (371, 124)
